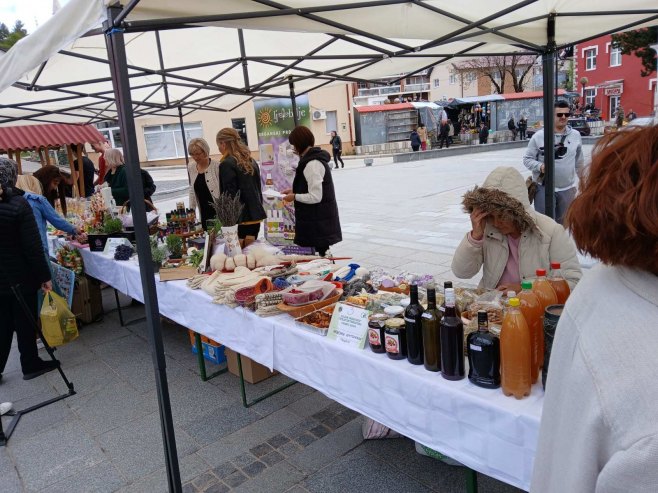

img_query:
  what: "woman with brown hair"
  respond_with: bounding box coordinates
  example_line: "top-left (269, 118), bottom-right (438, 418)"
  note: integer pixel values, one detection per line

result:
top-left (216, 128), bottom-right (265, 243)
top-left (32, 165), bottom-right (67, 215)
top-left (532, 126), bottom-right (658, 492)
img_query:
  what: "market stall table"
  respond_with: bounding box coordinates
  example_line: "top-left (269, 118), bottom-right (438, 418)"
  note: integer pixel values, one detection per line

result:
top-left (59, 241), bottom-right (543, 491)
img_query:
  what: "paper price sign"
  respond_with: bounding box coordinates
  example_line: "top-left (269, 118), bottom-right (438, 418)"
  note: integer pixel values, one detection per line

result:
top-left (103, 237), bottom-right (132, 258)
top-left (326, 303), bottom-right (369, 349)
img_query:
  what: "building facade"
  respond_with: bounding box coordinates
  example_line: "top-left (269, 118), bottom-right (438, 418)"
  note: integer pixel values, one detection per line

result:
top-left (575, 34), bottom-right (657, 120)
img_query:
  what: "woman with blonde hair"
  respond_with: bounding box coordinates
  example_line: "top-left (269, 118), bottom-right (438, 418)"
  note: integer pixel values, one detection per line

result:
top-left (103, 148), bottom-right (129, 205)
top-left (187, 137), bottom-right (221, 230)
top-left (216, 128), bottom-right (265, 243)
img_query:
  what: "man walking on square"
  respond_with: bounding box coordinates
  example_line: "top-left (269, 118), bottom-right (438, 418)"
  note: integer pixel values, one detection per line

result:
top-left (523, 101), bottom-right (584, 225)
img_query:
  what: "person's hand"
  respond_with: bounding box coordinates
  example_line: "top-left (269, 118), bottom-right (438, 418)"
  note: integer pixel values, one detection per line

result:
top-left (282, 189), bottom-right (292, 195)
top-left (42, 281), bottom-right (53, 293)
top-left (283, 193), bottom-right (295, 203)
top-left (540, 164), bottom-right (545, 173)
top-left (470, 208), bottom-right (488, 240)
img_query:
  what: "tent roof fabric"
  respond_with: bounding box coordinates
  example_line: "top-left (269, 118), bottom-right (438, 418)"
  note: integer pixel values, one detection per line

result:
top-left (0, 0), bottom-right (656, 126)
top-left (0, 123), bottom-right (104, 151)
top-left (354, 102), bottom-right (414, 113)
top-left (500, 89), bottom-right (566, 100)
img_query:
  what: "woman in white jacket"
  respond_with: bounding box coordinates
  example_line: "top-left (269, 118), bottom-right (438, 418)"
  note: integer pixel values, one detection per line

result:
top-left (187, 138), bottom-right (221, 230)
top-left (532, 126), bottom-right (658, 492)
top-left (451, 166), bottom-right (581, 293)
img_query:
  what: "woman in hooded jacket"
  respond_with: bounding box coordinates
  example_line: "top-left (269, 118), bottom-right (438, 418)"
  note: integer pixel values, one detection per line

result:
top-left (451, 166), bottom-right (581, 293)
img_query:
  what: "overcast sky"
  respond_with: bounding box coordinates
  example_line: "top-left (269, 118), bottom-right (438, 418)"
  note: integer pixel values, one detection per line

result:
top-left (0, 0), bottom-right (70, 33)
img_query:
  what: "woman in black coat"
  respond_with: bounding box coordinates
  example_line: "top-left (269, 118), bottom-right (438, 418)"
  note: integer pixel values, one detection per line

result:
top-left (0, 158), bottom-right (59, 381)
top-left (283, 126), bottom-right (342, 257)
top-left (329, 131), bottom-right (345, 169)
top-left (216, 128), bottom-right (266, 243)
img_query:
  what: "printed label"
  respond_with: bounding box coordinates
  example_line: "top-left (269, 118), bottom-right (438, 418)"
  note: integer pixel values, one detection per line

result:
top-left (368, 328), bottom-right (381, 346)
top-left (404, 317), bottom-right (415, 323)
top-left (421, 312), bottom-right (433, 319)
top-left (385, 333), bottom-right (400, 354)
top-left (469, 344), bottom-right (482, 352)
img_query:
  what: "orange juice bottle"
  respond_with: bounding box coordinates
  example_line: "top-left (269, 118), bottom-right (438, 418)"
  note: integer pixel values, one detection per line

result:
top-left (548, 262), bottom-right (571, 304)
top-left (500, 298), bottom-right (532, 399)
top-left (518, 281), bottom-right (542, 383)
top-left (533, 269), bottom-right (558, 367)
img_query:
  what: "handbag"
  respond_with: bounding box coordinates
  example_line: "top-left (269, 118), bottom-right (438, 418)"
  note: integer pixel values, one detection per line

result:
top-left (526, 175), bottom-right (541, 204)
top-left (40, 292), bottom-right (79, 347)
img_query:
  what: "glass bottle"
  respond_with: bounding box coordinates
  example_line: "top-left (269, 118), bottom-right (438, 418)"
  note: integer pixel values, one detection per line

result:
top-left (440, 288), bottom-right (465, 381)
top-left (501, 298), bottom-right (532, 399)
top-left (439, 281), bottom-right (461, 317)
top-left (421, 285), bottom-right (441, 372)
top-left (265, 173), bottom-right (274, 189)
top-left (467, 310), bottom-right (501, 389)
top-left (404, 284), bottom-right (424, 365)
top-left (548, 262), bottom-right (570, 304)
top-left (518, 281), bottom-right (542, 382)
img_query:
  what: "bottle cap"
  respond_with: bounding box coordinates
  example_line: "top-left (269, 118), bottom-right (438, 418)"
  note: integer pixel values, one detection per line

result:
top-left (443, 281), bottom-right (453, 289)
top-left (507, 290), bottom-right (516, 298)
top-left (550, 262), bottom-right (561, 269)
top-left (384, 305), bottom-right (404, 317)
top-left (521, 280), bottom-right (533, 290)
top-left (536, 268), bottom-right (547, 276)
top-left (508, 297), bottom-right (520, 307)
top-left (477, 310), bottom-right (488, 325)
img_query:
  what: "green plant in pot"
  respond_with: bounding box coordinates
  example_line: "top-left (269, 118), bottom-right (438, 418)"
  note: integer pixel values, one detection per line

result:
top-left (102, 215), bottom-right (124, 236)
top-left (151, 245), bottom-right (166, 273)
top-left (165, 234), bottom-right (183, 260)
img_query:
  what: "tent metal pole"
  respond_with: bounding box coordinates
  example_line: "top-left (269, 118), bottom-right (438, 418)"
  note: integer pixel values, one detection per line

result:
top-left (542, 14), bottom-right (556, 220)
top-left (238, 29), bottom-right (250, 93)
top-left (178, 106), bottom-right (190, 169)
top-left (104, 6), bottom-right (182, 493)
top-left (112, 0), bottom-right (142, 27)
top-left (288, 77), bottom-right (299, 127)
top-left (155, 31), bottom-right (170, 107)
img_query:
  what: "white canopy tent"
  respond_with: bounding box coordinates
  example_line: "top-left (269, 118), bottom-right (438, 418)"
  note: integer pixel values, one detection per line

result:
top-left (1, 2), bottom-right (655, 491)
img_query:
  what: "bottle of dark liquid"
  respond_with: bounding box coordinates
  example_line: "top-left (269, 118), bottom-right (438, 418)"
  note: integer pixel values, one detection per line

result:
top-left (467, 310), bottom-right (501, 389)
top-left (439, 281), bottom-right (461, 317)
top-left (440, 288), bottom-right (465, 380)
top-left (404, 284), bottom-right (424, 365)
top-left (421, 285), bottom-right (441, 372)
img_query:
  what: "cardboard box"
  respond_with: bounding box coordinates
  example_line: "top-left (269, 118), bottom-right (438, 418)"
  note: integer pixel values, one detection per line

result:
top-left (188, 330), bottom-right (226, 365)
top-left (225, 348), bottom-right (276, 384)
top-left (158, 265), bottom-right (198, 281)
top-left (71, 275), bottom-right (103, 324)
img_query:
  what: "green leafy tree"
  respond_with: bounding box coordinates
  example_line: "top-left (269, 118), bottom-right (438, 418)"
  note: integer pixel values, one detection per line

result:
top-left (0, 20), bottom-right (28, 51)
top-left (611, 27), bottom-right (658, 77)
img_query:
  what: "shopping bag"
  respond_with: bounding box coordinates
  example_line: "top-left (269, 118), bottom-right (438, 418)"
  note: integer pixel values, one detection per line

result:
top-left (40, 292), bottom-right (79, 347)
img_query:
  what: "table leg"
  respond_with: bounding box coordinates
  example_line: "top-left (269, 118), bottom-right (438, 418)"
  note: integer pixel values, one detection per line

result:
top-left (194, 332), bottom-right (227, 382)
top-left (114, 289), bottom-right (124, 326)
top-left (237, 353), bottom-right (297, 408)
top-left (465, 467), bottom-right (478, 493)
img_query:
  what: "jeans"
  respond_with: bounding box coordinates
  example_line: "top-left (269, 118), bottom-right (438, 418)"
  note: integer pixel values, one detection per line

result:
top-left (332, 149), bottom-right (344, 168)
top-left (533, 184), bottom-right (577, 225)
top-left (0, 290), bottom-right (40, 374)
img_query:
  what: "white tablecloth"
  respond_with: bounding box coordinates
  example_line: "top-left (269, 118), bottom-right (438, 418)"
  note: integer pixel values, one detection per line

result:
top-left (65, 242), bottom-right (543, 491)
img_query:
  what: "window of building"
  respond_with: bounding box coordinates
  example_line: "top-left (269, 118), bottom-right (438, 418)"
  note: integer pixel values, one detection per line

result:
top-left (584, 88), bottom-right (596, 106)
top-left (609, 44), bottom-right (622, 67)
top-left (433, 78), bottom-right (440, 88)
top-left (325, 110), bottom-right (338, 134)
top-left (98, 127), bottom-right (122, 150)
top-left (584, 48), bottom-right (597, 71)
top-left (143, 121), bottom-right (203, 161)
top-left (449, 70), bottom-right (457, 85)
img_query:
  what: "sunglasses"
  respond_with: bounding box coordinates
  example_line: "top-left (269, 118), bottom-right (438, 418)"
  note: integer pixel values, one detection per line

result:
top-left (556, 112), bottom-right (570, 117)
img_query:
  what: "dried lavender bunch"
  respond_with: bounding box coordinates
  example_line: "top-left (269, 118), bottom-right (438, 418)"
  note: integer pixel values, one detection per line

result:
top-left (211, 191), bottom-right (244, 227)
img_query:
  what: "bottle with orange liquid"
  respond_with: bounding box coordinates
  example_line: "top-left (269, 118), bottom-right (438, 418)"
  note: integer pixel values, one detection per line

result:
top-left (548, 262), bottom-right (570, 304)
top-left (500, 297), bottom-right (532, 399)
top-left (518, 281), bottom-right (542, 382)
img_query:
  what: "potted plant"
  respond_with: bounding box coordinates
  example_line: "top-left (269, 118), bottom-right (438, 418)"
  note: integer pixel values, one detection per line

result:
top-left (102, 215), bottom-right (124, 237)
top-left (212, 192), bottom-right (244, 257)
top-left (151, 245), bottom-right (166, 273)
top-left (166, 234), bottom-right (183, 260)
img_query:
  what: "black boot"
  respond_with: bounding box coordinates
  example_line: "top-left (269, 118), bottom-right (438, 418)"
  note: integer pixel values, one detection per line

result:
top-left (23, 359), bottom-right (59, 380)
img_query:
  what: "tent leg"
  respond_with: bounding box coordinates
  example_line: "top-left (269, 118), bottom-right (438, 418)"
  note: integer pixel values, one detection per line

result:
top-left (289, 76), bottom-right (299, 126)
top-left (542, 15), bottom-right (557, 220)
top-left (105, 6), bottom-right (182, 492)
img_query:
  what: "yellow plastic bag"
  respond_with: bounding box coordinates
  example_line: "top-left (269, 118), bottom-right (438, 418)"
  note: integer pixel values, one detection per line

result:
top-left (40, 292), bottom-right (79, 347)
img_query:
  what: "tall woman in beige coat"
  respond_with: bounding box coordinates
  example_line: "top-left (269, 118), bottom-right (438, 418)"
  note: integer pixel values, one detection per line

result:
top-left (451, 166), bottom-right (581, 292)
top-left (187, 138), bottom-right (221, 230)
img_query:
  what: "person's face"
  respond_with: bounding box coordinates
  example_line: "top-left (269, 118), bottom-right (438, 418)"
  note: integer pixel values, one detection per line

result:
top-left (554, 107), bottom-right (570, 130)
top-left (331, 131), bottom-right (336, 137)
top-left (50, 178), bottom-right (60, 192)
top-left (491, 213), bottom-right (518, 236)
top-left (217, 141), bottom-right (227, 156)
top-left (190, 147), bottom-right (208, 164)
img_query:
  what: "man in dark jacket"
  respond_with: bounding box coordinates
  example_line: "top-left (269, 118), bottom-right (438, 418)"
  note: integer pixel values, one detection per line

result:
top-left (508, 116), bottom-right (517, 140)
top-left (70, 143), bottom-right (96, 197)
top-left (518, 116), bottom-right (528, 140)
top-left (410, 129), bottom-right (421, 152)
top-left (437, 121), bottom-right (451, 149)
top-left (0, 158), bottom-right (59, 381)
top-left (479, 123), bottom-right (489, 144)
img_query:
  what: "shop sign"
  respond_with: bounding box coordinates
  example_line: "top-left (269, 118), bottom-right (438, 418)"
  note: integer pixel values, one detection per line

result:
top-left (327, 303), bottom-right (369, 349)
top-left (604, 86), bottom-right (623, 96)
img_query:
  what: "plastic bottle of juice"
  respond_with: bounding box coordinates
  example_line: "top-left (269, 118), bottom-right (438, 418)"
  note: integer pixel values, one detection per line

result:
top-left (518, 281), bottom-right (543, 382)
top-left (500, 297), bottom-right (532, 399)
top-left (548, 262), bottom-right (571, 304)
top-left (532, 269), bottom-right (558, 368)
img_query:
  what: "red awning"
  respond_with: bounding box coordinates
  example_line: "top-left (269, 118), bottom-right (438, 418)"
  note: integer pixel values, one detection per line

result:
top-left (354, 102), bottom-right (415, 113)
top-left (0, 123), bottom-right (105, 151)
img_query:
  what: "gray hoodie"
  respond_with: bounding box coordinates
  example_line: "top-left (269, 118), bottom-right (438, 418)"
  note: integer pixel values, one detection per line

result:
top-left (523, 126), bottom-right (584, 189)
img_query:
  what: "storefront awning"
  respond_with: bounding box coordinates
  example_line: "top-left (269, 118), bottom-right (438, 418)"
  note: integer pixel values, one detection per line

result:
top-left (0, 123), bottom-right (104, 151)
top-left (354, 102), bottom-right (414, 113)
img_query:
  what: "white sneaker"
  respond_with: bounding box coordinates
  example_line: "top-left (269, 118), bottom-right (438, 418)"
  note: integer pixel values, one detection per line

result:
top-left (0, 402), bottom-right (13, 416)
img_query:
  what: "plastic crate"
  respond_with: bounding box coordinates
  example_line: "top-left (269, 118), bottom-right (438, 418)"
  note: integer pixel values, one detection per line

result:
top-left (188, 330), bottom-right (226, 365)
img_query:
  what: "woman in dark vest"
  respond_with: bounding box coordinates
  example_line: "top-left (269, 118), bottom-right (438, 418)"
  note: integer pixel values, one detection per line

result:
top-left (283, 126), bottom-right (342, 257)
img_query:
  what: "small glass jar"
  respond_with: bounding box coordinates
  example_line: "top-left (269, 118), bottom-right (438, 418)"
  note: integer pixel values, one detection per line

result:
top-left (384, 305), bottom-right (404, 318)
top-left (368, 314), bottom-right (388, 354)
top-left (385, 318), bottom-right (407, 360)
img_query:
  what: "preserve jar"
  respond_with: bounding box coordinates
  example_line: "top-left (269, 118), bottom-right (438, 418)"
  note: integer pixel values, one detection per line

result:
top-left (368, 314), bottom-right (388, 354)
top-left (385, 318), bottom-right (407, 360)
